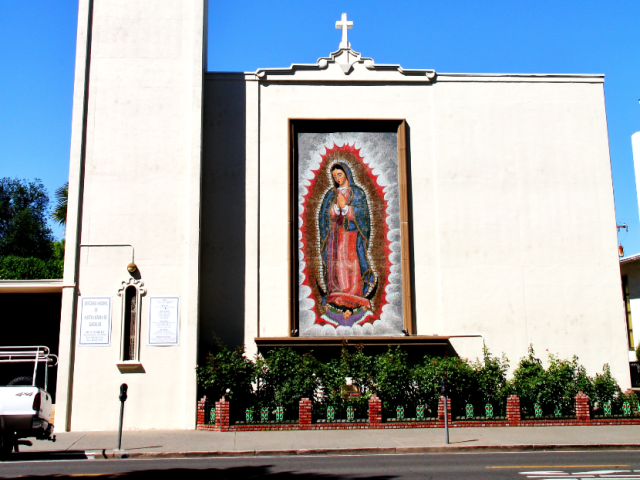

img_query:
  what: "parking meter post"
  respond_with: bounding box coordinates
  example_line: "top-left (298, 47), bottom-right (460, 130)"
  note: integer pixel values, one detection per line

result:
top-left (117, 384), bottom-right (128, 451)
top-left (441, 378), bottom-right (449, 445)
top-left (443, 394), bottom-right (449, 444)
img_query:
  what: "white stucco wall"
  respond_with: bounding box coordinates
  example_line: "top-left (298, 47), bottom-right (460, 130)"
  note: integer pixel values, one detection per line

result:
top-left (243, 58), bottom-right (630, 387)
top-left (431, 79), bottom-right (626, 381)
top-left (57, 0), bottom-right (206, 431)
top-left (256, 83), bottom-right (436, 339)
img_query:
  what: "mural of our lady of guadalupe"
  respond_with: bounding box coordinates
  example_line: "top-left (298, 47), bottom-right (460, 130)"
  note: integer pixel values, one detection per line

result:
top-left (297, 132), bottom-right (404, 336)
top-left (318, 162), bottom-right (376, 326)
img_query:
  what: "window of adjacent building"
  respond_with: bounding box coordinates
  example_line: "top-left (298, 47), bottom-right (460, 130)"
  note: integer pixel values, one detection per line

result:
top-left (622, 275), bottom-right (634, 349)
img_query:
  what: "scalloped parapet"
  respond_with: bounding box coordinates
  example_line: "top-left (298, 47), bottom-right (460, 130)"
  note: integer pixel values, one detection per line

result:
top-left (252, 46), bottom-right (436, 83)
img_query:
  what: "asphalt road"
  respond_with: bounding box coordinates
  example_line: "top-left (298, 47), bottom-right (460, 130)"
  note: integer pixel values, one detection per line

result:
top-left (1, 451), bottom-right (640, 479)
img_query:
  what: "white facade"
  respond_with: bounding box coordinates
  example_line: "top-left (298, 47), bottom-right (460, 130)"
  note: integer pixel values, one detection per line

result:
top-left (57, 0), bottom-right (206, 431)
top-left (238, 52), bottom-right (628, 382)
top-left (57, 2), bottom-right (631, 431)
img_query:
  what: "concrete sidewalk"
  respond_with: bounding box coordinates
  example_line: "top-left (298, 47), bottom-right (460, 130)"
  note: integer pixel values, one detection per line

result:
top-left (13, 425), bottom-right (640, 458)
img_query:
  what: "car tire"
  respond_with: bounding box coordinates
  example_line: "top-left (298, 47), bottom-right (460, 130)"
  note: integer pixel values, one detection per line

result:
top-left (7, 376), bottom-right (33, 386)
top-left (0, 435), bottom-right (13, 458)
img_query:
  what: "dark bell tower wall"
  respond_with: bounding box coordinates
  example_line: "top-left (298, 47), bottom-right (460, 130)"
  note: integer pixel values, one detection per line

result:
top-left (199, 74), bottom-right (247, 360)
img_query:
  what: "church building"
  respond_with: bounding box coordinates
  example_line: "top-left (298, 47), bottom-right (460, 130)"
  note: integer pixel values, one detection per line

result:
top-left (49, 0), bottom-right (630, 431)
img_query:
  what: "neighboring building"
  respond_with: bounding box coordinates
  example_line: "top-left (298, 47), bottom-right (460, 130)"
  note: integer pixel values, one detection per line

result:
top-left (24, 0), bottom-right (632, 431)
top-left (618, 130), bottom-right (640, 388)
top-left (620, 254), bottom-right (638, 358)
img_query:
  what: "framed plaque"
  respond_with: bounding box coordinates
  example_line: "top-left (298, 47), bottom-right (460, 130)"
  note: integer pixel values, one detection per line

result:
top-left (78, 297), bottom-right (112, 346)
top-left (291, 120), bottom-right (413, 337)
top-left (148, 296), bottom-right (180, 346)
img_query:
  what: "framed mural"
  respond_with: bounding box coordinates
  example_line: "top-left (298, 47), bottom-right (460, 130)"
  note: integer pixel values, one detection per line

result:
top-left (291, 120), bottom-right (413, 337)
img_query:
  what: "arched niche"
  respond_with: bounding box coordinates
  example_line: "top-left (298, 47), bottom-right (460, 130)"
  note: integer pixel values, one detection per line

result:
top-left (117, 278), bottom-right (146, 369)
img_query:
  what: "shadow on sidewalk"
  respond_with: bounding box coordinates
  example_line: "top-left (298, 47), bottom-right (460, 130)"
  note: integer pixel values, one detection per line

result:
top-left (0, 450), bottom-right (89, 462)
top-left (0, 466), bottom-right (398, 479)
top-left (449, 439), bottom-right (479, 445)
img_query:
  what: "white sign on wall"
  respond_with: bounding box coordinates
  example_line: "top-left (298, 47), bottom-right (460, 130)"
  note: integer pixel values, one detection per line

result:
top-left (148, 296), bottom-right (180, 346)
top-left (78, 297), bottom-right (112, 346)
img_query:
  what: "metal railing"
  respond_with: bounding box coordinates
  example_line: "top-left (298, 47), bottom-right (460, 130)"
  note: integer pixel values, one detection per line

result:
top-left (384, 403), bottom-right (438, 422)
top-left (0, 346), bottom-right (58, 391)
top-left (591, 399), bottom-right (640, 418)
top-left (315, 402), bottom-right (368, 423)
top-left (520, 400), bottom-right (576, 420)
top-left (453, 401), bottom-right (506, 421)
top-left (232, 403), bottom-right (299, 425)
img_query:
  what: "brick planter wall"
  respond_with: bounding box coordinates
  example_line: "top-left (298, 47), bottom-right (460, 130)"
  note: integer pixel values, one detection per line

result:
top-left (368, 395), bottom-right (382, 427)
top-left (195, 393), bottom-right (640, 431)
top-left (215, 397), bottom-right (229, 432)
top-left (197, 396), bottom-right (207, 426)
top-left (575, 391), bottom-right (590, 421)
top-left (299, 398), bottom-right (312, 429)
top-left (437, 396), bottom-right (452, 424)
top-left (507, 395), bottom-right (521, 423)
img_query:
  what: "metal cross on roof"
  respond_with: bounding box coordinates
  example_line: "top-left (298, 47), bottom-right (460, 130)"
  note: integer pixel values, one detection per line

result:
top-left (335, 13), bottom-right (353, 49)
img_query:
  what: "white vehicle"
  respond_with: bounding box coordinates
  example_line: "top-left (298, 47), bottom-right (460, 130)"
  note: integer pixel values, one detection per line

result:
top-left (0, 346), bottom-right (57, 456)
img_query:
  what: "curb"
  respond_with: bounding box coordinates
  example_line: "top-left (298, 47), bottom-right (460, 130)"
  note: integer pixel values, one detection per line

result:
top-left (92, 444), bottom-right (640, 459)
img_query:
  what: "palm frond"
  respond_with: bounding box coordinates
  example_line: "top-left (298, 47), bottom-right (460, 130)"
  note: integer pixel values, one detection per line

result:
top-left (51, 182), bottom-right (68, 227)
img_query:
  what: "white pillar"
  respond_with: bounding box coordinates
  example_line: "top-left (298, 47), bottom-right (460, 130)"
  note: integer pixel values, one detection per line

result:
top-left (57, 0), bottom-right (207, 431)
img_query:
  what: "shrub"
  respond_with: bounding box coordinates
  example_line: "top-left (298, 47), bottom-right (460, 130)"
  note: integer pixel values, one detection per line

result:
top-left (511, 345), bottom-right (545, 404)
top-left (256, 348), bottom-right (321, 410)
top-left (195, 343), bottom-right (627, 419)
top-left (319, 344), bottom-right (374, 408)
top-left (537, 354), bottom-right (591, 414)
top-left (591, 364), bottom-right (621, 410)
top-left (412, 359), bottom-right (441, 410)
top-left (471, 346), bottom-right (510, 406)
top-left (413, 354), bottom-right (476, 416)
top-left (620, 389), bottom-right (639, 415)
top-left (510, 346), bottom-right (615, 415)
top-left (375, 347), bottom-right (416, 409)
top-left (196, 345), bottom-right (254, 403)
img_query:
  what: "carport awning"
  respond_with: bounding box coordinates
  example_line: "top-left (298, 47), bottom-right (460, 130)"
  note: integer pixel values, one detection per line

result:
top-left (0, 279), bottom-right (64, 293)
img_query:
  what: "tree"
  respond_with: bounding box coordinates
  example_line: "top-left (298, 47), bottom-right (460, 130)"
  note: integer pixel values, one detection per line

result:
top-left (52, 182), bottom-right (68, 227)
top-left (0, 178), bottom-right (54, 259)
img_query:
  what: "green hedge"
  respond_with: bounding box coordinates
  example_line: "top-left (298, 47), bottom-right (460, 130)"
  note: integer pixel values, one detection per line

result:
top-left (197, 344), bottom-right (630, 416)
top-left (0, 255), bottom-right (63, 279)
top-left (0, 240), bottom-right (64, 280)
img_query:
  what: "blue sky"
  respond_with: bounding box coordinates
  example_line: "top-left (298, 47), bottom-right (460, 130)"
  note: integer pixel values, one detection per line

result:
top-left (2, 1), bottom-right (640, 254)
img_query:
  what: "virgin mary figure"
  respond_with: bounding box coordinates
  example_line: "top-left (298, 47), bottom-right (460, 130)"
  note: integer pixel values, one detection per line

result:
top-left (317, 163), bottom-right (377, 327)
